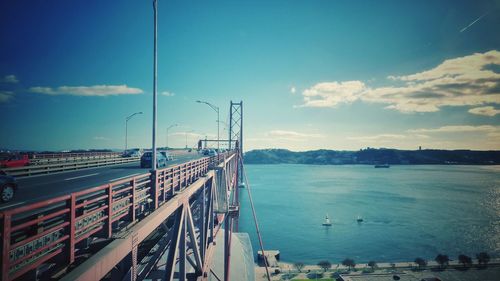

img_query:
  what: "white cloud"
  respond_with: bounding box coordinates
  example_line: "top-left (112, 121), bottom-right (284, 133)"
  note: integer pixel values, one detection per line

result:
top-left (1, 75), bottom-right (18, 83)
top-left (170, 132), bottom-right (202, 137)
top-left (30, 84), bottom-right (143, 96)
top-left (93, 136), bottom-right (110, 141)
top-left (408, 125), bottom-right (499, 134)
top-left (161, 91), bottom-right (175, 97)
top-left (468, 106), bottom-right (500, 116)
top-left (346, 126), bottom-right (500, 150)
top-left (267, 130), bottom-right (324, 141)
top-left (300, 50), bottom-right (500, 113)
top-left (347, 133), bottom-right (430, 143)
top-left (408, 125), bottom-right (500, 150)
top-left (0, 91), bottom-right (14, 103)
top-left (290, 86), bottom-right (296, 94)
top-left (347, 134), bottom-right (408, 141)
top-left (299, 81), bottom-right (366, 108)
top-left (245, 131), bottom-right (327, 151)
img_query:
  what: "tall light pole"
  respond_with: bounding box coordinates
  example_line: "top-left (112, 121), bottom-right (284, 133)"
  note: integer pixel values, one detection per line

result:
top-left (196, 100), bottom-right (219, 152)
top-left (125, 112), bottom-right (143, 152)
top-left (152, 0), bottom-right (158, 169)
top-left (166, 124), bottom-right (178, 149)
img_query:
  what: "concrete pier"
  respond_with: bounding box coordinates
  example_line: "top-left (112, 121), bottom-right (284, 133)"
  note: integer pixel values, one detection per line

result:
top-left (257, 250), bottom-right (280, 267)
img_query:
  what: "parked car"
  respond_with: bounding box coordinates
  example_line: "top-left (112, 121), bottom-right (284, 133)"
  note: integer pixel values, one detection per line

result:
top-left (129, 151), bottom-right (142, 157)
top-left (0, 154), bottom-right (30, 168)
top-left (140, 152), bottom-right (167, 168)
top-left (122, 150), bottom-right (142, 158)
top-left (0, 171), bottom-right (17, 202)
top-left (207, 149), bottom-right (218, 157)
top-left (159, 151), bottom-right (174, 161)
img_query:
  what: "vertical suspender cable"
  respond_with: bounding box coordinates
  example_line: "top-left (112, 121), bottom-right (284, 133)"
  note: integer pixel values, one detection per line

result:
top-left (238, 151), bottom-right (271, 281)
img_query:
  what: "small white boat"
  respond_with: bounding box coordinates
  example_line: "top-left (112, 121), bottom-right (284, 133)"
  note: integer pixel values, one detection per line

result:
top-left (357, 215), bottom-right (363, 223)
top-left (322, 213), bottom-right (332, 226)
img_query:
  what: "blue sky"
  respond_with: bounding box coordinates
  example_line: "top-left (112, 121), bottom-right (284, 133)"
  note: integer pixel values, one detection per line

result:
top-left (1, 0), bottom-right (499, 151)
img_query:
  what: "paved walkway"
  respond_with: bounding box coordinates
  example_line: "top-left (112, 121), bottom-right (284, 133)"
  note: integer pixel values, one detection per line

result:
top-left (255, 258), bottom-right (500, 281)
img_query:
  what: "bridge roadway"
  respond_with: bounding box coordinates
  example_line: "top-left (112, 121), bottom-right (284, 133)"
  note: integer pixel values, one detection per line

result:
top-left (0, 153), bottom-right (202, 211)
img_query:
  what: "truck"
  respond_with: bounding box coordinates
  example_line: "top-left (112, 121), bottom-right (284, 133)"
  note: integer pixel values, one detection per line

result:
top-left (0, 154), bottom-right (30, 168)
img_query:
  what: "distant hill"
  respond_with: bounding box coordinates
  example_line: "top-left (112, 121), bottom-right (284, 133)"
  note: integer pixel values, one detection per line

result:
top-left (243, 148), bottom-right (500, 165)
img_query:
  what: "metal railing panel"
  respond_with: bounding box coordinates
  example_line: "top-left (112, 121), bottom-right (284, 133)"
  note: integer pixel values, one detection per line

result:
top-left (2, 157), bottom-right (140, 177)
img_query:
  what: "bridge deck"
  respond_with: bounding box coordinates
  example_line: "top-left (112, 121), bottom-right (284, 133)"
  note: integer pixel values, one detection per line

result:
top-left (0, 153), bottom-right (201, 211)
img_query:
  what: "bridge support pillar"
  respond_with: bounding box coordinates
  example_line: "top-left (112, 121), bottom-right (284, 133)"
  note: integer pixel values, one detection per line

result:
top-left (224, 215), bottom-right (231, 281)
top-left (179, 211), bottom-right (186, 281)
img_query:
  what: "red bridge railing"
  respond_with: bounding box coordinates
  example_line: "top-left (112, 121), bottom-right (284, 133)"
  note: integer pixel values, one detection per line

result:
top-left (31, 152), bottom-right (123, 159)
top-left (0, 153), bottom-right (230, 281)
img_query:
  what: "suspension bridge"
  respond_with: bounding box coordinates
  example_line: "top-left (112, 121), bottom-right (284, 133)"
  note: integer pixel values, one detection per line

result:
top-left (0, 101), bottom-right (271, 281)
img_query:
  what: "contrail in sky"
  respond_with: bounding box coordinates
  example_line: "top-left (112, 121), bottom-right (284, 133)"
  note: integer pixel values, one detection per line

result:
top-left (460, 12), bottom-right (488, 33)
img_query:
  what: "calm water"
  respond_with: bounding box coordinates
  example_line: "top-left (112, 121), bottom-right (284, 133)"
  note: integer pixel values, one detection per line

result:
top-left (238, 164), bottom-right (500, 264)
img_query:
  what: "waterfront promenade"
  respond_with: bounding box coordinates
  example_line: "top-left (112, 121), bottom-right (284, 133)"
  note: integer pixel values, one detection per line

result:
top-left (255, 258), bottom-right (500, 281)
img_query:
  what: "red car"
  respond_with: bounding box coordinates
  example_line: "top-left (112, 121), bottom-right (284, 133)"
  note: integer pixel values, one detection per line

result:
top-left (0, 154), bottom-right (30, 168)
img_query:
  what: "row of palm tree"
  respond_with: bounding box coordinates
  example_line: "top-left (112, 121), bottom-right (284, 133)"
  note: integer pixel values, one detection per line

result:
top-left (294, 258), bottom-right (360, 272)
top-left (416, 252), bottom-right (491, 269)
top-left (292, 252), bottom-right (491, 273)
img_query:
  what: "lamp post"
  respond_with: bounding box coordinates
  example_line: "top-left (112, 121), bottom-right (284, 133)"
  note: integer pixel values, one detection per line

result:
top-left (152, 0), bottom-right (158, 170)
top-left (166, 124), bottom-right (178, 149)
top-left (125, 112), bottom-right (143, 153)
top-left (196, 100), bottom-right (219, 152)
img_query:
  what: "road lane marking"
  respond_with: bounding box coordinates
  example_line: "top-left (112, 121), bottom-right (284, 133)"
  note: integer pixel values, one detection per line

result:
top-left (64, 173), bottom-right (99, 181)
top-left (109, 173), bottom-right (140, 182)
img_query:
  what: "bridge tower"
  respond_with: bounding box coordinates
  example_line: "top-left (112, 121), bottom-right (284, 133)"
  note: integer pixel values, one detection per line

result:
top-left (229, 101), bottom-right (243, 184)
top-left (228, 101), bottom-right (243, 233)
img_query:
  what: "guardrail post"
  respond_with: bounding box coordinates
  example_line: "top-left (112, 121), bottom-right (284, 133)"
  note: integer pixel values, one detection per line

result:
top-left (69, 194), bottom-right (76, 264)
top-left (157, 170), bottom-right (162, 202)
top-left (106, 184), bottom-right (113, 238)
top-left (163, 170), bottom-right (168, 203)
top-left (185, 164), bottom-right (188, 187)
top-left (150, 171), bottom-right (158, 210)
top-left (131, 178), bottom-right (136, 222)
top-left (168, 169), bottom-right (175, 199)
top-left (2, 213), bottom-right (11, 281)
top-left (178, 166), bottom-right (182, 191)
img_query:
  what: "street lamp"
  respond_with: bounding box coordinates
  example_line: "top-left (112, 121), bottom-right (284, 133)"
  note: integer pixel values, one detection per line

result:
top-left (196, 100), bottom-right (219, 152)
top-left (166, 124), bottom-right (178, 149)
top-left (152, 0), bottom-right (158, 170)
top-left (125, 112), bottom-right (143, 152)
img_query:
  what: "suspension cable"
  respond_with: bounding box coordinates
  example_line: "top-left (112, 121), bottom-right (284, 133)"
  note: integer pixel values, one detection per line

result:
top-left (238, 151), bottom-right (271, 281)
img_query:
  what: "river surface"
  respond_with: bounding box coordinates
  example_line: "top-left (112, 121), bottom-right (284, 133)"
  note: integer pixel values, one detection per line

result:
top-left (238, 164), bottom-right (500, 264)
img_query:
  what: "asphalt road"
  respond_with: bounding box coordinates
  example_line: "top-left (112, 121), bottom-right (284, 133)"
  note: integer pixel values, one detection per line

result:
top-left (0, 153), bottom-right (204, 211)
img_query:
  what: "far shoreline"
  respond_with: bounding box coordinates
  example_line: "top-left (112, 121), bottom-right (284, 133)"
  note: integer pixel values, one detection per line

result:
top-left (244, 148), bottom-right (500, 166)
